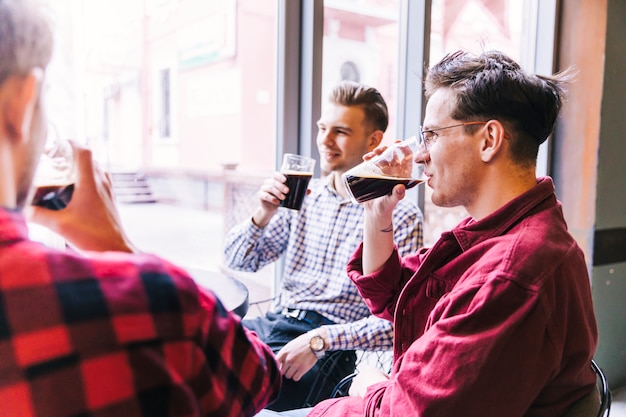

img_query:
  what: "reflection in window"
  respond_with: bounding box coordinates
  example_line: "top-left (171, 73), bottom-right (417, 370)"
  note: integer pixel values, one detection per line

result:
top-left (340, 61), bottom-right (361, 82)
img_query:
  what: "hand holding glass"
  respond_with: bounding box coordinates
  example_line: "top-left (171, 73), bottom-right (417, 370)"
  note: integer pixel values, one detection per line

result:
top-left (342, 135), bottom-right (427, 204)
top-left (31, 123), bottom-right (76, 210)
top-left (280, 153), bottom-right (316, 210)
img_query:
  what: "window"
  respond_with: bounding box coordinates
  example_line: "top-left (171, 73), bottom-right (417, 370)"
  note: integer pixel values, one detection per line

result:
top-left (323, 0), bottom-right (401, 141)
top-left (41, 0), bottom-right (557, 301)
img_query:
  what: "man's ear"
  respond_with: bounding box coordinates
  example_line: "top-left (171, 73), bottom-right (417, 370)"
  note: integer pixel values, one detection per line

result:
top-left (479, 120), bottom-right (506, 162)
top-left (367, 130), bottom-right (384, 150)
top-left (2, 68), bottom-right (43, 142)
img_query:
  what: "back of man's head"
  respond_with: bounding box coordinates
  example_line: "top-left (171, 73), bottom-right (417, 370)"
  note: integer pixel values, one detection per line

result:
top-left (0, 0), bottom-right (54, 84)
top-left (329, 80), bottom-right (389, 133)
top-left (425, 50), bottom-right (572, 165)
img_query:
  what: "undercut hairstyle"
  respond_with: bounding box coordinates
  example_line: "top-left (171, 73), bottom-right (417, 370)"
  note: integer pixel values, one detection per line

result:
top-left (0, 0), bottom-right (54, 84)
top-left (425, 50), bottom-right (572, 165)
top-left (329, 80), bottom-right (389, 133)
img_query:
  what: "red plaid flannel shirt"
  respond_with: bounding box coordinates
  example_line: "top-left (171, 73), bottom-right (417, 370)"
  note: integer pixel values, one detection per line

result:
top-left (0, 208), bottom-right (280, 417)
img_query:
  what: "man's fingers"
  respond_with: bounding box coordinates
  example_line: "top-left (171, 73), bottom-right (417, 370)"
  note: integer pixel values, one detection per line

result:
top-left (281, 365), bottom-right (303, 381)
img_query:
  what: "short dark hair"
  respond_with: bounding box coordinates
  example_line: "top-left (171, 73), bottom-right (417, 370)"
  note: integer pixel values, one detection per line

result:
top-left (329, 81), bottom-right (389, 133)
top-left (425, 50), bottom-right (571, 164)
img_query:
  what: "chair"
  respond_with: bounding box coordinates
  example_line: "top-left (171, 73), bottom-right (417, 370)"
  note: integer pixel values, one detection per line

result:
top-left (332, 359), bottom-right (612, 417)
top-left (302, 349), bottom-right (358, 407)
top-left (562, 359), bottom-right (611, 417)
top-left (330, 369), bottom-right (358, 398)
top-left (592, 359), bottom-right (612, 417)
top-left (536, 359), bottom-right (612, 417)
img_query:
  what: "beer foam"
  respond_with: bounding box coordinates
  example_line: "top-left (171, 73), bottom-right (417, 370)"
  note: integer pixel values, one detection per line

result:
top-left (348, 164), bottom-right (385, 178)
top-left (281, 169), bottom-right (313, 175)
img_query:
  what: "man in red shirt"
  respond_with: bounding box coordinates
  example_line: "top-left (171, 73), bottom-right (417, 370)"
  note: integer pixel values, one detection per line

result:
top-left (0, 1), bottom-right (280, 416)
top-left (259, 51), bottom-right (599, 417)
top-left (313, 50), bottom-right (598, 416)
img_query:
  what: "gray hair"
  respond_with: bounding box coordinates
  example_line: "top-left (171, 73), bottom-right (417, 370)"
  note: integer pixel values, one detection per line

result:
top-left (0, 0), bottom-right (54, 84)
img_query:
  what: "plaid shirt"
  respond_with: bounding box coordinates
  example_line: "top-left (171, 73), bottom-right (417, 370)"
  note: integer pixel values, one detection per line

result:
top-left (224, 177), bottom-right (423, 350)
top-left (0, 208), bottom-right (280, 417)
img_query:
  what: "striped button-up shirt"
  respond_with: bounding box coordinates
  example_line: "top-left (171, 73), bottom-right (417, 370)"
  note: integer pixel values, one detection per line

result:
top-left (224, 176), bottom-right (423, 350)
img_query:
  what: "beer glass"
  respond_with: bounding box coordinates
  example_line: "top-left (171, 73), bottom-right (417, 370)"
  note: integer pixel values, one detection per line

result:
top-left (280, 153), bottom-right (316, 210)
top-left (342, 136), bottom-right (427, 204)
top-left (31, 123), bottom-right (76, 210)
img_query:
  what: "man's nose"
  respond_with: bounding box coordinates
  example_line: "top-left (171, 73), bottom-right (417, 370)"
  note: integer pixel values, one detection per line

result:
top-left (414, 149), bottom-right (430, 164)
top-left (318, 131), bottom-right (334, 146)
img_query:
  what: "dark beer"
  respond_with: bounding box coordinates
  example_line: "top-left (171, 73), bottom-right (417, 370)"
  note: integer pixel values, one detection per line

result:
top-left (31, 183), bottom-right (75, 210)
top-left (344, 174), bottom-right (422, 203)
top-left (281, 172), bottom-right (313, 210)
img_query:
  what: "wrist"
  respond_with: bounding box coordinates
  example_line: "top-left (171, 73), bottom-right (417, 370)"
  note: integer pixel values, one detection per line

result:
top-left (364, 211), bottom-right (393, 233)
top-left (251, 207), bottom-right (273, 228)
top-left (307, 329), bottom-right (328, 359)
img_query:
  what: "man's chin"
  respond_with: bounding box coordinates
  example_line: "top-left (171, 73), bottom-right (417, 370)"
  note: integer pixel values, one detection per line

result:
top-left (320, 162), bottom-right (333, 176)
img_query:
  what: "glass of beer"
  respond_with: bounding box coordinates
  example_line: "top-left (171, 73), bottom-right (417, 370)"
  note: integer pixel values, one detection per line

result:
top-left (342, 135), bottom-right (427, 204)
top-left (31, 123), bottom-right (76, 210)
top-left (280, 153), bottom-right (316, 210)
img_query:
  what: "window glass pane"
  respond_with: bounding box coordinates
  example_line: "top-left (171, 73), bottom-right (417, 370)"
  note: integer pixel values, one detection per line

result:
top-left (424, 0), bottom-right (531, 244)
top-left (323, 0), bottom-right (401, 142)
top-left (430, 0), bottom-right (526, 63)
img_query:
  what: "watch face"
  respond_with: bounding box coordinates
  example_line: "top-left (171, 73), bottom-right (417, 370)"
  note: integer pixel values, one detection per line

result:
top-left (310, 335), bottom-right (324, 351)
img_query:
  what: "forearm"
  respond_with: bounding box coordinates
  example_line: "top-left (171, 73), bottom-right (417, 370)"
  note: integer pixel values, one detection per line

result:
top-left (223, 218), bottom-right (287, 271)
top-left (347, 244), bottom-right (404, 322)
top-left (362, 209), bottom-right (396, 275)
top-left (321, 316), bottom-right (393, 351)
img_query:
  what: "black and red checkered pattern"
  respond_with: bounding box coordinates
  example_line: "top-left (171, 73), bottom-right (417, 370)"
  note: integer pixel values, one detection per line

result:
top-left (0, 209), bottom-right (280, 416)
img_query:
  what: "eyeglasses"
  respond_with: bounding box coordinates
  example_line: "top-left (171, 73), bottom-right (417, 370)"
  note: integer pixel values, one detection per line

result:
top-left (419, 121), bottom-right (487, 151)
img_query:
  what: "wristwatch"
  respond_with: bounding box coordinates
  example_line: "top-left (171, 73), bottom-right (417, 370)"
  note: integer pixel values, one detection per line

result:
top-left (308, 330), bottom-right (326, 359)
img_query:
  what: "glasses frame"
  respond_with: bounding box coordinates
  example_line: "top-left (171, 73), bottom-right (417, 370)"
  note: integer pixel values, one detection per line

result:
top-left (419, 121), bottom-right (488, 151)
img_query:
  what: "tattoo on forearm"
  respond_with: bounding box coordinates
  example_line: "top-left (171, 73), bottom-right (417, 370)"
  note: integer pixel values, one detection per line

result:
top-left (380, 224), bottom-right (393, 233)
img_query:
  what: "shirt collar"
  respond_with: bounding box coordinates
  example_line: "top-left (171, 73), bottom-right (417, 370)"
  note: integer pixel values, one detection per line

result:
top-left (451, 177), bottom-right (557, 251)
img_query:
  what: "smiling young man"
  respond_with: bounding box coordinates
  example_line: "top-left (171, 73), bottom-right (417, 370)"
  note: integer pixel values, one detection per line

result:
top-left (301, 50), bottom-right (598, 417)
top-left (224, 81), bottom-right (423, 411)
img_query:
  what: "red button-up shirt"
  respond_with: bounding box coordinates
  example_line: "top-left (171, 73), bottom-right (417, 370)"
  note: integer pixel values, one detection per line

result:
top-left (0, 208), bottom-right (280, 417)
top-left (311, 177), bottom-right (598, 417)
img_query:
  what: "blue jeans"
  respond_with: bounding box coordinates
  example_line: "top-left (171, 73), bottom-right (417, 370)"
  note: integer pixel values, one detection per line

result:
top-left (244, 311), bottom-right (356, 411)
top-left (255, 408), bottom-right (313, 417)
